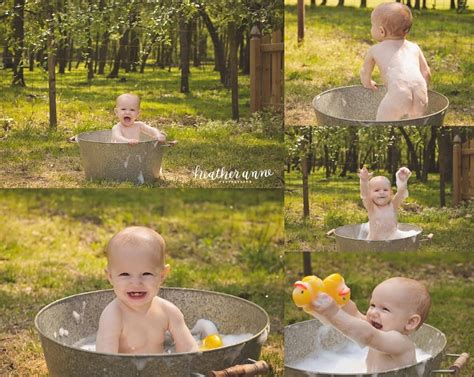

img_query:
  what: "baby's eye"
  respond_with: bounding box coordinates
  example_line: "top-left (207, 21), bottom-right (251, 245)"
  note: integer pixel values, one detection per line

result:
top-left (369, 304), bottom-right (375, 308)
top-left (118, 272), bottom-right (130, 277)
top-left (382, 307), bottom-right (390, 312)
top-left (143, 272), bottom-right (154, 276)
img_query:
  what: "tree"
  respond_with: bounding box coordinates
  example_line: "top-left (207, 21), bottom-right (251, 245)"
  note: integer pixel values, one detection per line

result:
top-left (12, 0), bottom-right (25, 86)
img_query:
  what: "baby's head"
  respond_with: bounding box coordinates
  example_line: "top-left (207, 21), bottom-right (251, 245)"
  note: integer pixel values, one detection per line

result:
top-left (115, 93), bottom-right (141, 127)
top-left (367, 277), bottom-right (431, 335)
top-left (368, 176), bottom-right (392, 206)
top-left (105, 226), bottom-right (170, 307)
top-left (371, 3), bottom-right (412, 41)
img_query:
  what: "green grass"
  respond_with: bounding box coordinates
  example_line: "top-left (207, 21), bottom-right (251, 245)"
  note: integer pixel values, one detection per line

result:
top-left (0, 66), bottom-right (283, 188)
top-left (285, 251), bottom-right (474, 376)
top-left (285, 2), bottom-right (474, 126)
top-left (0, 189), bottom-right (285, 376)
top-left (285, 169), bottom-right (474, 252)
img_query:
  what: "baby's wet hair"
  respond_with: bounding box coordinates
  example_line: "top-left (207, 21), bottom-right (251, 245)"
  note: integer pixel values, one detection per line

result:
top-left (373, 3), bottom-right (413, 38)
top-left (105, 226), bottom-right (166, 266)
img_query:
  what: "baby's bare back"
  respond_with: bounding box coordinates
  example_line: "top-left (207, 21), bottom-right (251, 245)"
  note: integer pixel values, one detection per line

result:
top-left (371, 40), bottom-right (425, 88)
top-left (367, 344), bottom-right (416, 372)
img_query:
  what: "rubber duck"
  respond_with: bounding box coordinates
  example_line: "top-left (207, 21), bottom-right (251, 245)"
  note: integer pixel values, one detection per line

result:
top-left (200, 334), bottom-right (223, 350)
top-left (292, 273), bottom-right (351, 310)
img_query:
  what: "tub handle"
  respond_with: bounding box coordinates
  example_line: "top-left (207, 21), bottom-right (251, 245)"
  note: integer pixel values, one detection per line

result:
top-left (326, 229), bottom-right (335, 238)
top-left (207, 360), bottom-right (269, 376)
top-left (430, 353), bottom-right (469, 374)
top-left (421, 233), bottom-right (434, 242)
top-left (67, 135), bottom-right (78, 143)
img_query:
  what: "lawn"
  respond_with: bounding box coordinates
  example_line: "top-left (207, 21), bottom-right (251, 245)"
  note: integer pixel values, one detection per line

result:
top-left (285, 251), bottom-right (474, 376)
top-left (0, 66), bottom-right (283, 188)
top-left (0, 189), bottom-right (285, 376)
top-left (285, 1), bottom-right (474, 126)
top-left (285, 169), bottom-right (474, 252)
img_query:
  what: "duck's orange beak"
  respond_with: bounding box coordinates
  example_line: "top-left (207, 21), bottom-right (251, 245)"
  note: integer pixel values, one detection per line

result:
top-left (339, 287), bottom-right (350, 296)
top-left (294, 282), bottom-right (307, 290)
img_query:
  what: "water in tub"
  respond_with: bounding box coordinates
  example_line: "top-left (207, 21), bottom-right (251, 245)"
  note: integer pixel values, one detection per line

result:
top-left (73, 319), bottom-right (253, 353)
top-left (288, 327), bottom-right (431, 374)
top-left (357, 223), bottom-right (418, 240)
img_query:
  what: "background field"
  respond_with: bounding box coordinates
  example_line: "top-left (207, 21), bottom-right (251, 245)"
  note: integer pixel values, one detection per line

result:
top-left (0, 67), bottom-right (283, 188)
top-left (285, 1), bottom-right (474, 126)
top-left (286, 169), bottom-right (474, 252)
top-left (285, 251), bottom-right (473, 376)
top-left (0, 189), bottom-right (284, 376)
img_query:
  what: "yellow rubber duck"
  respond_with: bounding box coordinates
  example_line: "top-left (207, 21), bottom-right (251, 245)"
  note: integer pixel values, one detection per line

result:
top-left (200, 334), bottom-right (223, 351)
top-left (292, 273), bottom-right (350, 310)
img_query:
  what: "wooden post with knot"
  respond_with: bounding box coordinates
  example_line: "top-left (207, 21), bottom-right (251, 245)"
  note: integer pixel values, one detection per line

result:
top-left (452, 135), bottom-right (462, 206)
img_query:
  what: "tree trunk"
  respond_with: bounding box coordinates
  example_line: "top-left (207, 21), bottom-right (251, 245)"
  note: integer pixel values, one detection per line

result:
top-left (337, 0), bottom-right (344, 6)
top-left (406, 0), bottom-right (412, 7)
top-left (422, 0), bottom-right (428, 9)
top-left (360, 0), bottom-right (367, 7)
top-left (321, 0), bottom-right (327, 5)
top-left (12, 0), bottom-right (26, 86)
top-left (68, 38), bottom-right (73, 71)
top-left (450, 0), bottom-right (456, 9)
top-left (3, 44), bottom-right (14, 69)
top-left (229, 22), bottom-right (239, 120)
top-left (129, 28), bottom-right (140, 72)
top-left (195, 1), bottom-right (226, 85)
top-left (57, 0), bottom-right (67, 74)
top-left (310, 0), bottom-right (316, 6)
top-left (47, 5), bottom-right (57, 130)
top-left (414, 0), bottom-right (421, 10)
top-left (108, 29), bottom-right (129, 78)
top-left (86, 0), bottom-right (94, 81)
top-left (398, 127), bottom-right (421, 179)
top-left (438, 128), bottom-right (448, 207)
top-left (179, 16), bottom-right (191, 93)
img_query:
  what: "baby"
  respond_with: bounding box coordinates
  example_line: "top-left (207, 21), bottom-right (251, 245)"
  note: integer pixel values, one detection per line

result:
top-left (96, 226), bottom-right (198, 354)
top-left (358, 166), bottom-right (411, 240)
top-left (360, 3), bottom-right (431, 121)
top-left (112, 93), bottom-right (166, 145)
top-left (310, 277), bottom-right (431, 373)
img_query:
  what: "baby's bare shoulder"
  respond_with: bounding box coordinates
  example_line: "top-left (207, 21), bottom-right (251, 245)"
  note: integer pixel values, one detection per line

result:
top-left (99, 299), bottom-right (123, 328)
top-left (157, 298), bottom-right (185, 319)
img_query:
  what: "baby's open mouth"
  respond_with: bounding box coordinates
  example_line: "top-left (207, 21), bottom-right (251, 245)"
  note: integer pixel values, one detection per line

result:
top-left (124, 116), bottom-right (131, 122)
top-left (127, 292), bottom-right (146, 298)
top-left (371, 321), bottom-right (383, 330)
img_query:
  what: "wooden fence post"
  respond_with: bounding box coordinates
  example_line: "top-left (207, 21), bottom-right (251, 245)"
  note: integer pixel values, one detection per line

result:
top-left (250, 26), bottom-right (261, 112)
top-left (298, 0), bottom-right (305, 43)
top-left (452, 135), bottom-right (462, 206)
top-left (261, 34), bottom-right (272, 108)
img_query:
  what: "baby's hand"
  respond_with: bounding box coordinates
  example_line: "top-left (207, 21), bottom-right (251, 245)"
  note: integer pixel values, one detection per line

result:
top-left (358, 167), bottom-right (373, 181)
top-left (310, 293), bottom-right (339, 318)
top-left (396, 167), bottom-right (411, 182)
top-left (128, 139), bottom-right (139, 145)
top-left (155, 133), bottom-right (166, 143)
top-left (363, 80), bottom-right (378, 91)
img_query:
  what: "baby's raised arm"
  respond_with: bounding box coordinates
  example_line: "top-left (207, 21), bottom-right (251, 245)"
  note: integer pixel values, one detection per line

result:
top-left (360, 48), bottom-right (377, 90)
top-left (418, 46), bottom-right (431, 85)
top-left (358, 167), bottom-right (373, 210)
top-left (312, 294), bottom-right (412, 355)
top-left (138, 122), bottom-right (166, 142)
top-left (96, 303), bottom-right (122, 353)
top-left (392, 167), bottom-right (411, 209)
top-left (166, 302), bottom-right (199, 353)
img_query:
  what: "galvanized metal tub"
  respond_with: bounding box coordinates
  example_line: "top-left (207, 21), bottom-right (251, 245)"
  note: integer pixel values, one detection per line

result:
top-left (285, 319), bottom-right (446, 377)
top-left (35, 288), bottom-right (270, 377)
top-left (333, 223), bottom-right (423, 252)
top-left (313, 85), bottom-right (449, 127)
top-left (77, 130), bottom-right (169, 184)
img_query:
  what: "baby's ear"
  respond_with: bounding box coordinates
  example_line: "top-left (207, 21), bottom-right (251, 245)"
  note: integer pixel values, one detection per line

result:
top-left (105, 267), bottom-right (113, 285)
top-left (405, 314), bottom-right (421, 332)
top-left (380, 26), bottom-right (386, 36)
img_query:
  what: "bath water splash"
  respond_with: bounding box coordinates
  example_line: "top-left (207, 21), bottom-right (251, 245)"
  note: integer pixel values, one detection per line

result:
top-left (289, 342), bottom-right (432, 373)
top-left (191, 165), bottom-right (275, 184)
top-left (72, 301), bottom-right (87, 324)
top-left (191, 319), bottom-right (219, 338)
top-left (137, 171), bottom-right (144, 184)
top-left (58, 327), bottom-right (69, 337)
top-left (124, 154), bottom-right (131, 169)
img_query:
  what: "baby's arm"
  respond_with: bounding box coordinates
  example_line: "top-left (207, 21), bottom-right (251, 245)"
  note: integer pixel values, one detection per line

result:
top-left (312, 294), bottom-right (412, 355)
top-left (358, 167), bottom-right (373, 210)
top-left (111, 123), bottom-right (139, 144)
top-left (96, 303), bottom-right (122, 353)
top-left (418, 46), bottom-right (431, 86)
top-left (166, 302), bottom-right (199, 353)
top-left (360, 48), bottom-right (377, 90)
top-left (392, 167), bottom-right (411, 209)
top-left (341, 299), bottom-right (366, 321)
top-left (138, 122), bottom-right (166, 142)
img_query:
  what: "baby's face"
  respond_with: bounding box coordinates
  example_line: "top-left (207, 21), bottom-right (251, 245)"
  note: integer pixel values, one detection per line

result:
top-left (115, 95), bottom-right (140, 127)
top-left (369, 177), bottom-right (392, 206)
top-left (366, 280), bottom-right (416, 334)
top-left (370, 13), bottom-right (384, 42)
top-left (107, 243), bottom-right (167, 310)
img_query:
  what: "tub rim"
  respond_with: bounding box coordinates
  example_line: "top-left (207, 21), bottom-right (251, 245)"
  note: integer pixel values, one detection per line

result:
top-left (76, 130), bottom-right (172, 146)
top-left (334, 223), bottom-right (423, 243)
top-left (312, 85), bottom-right (449, 125)
top-left (34, 287), bottom-right (270, 358)
top-left (284, 318), bottom-right (446, 376)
